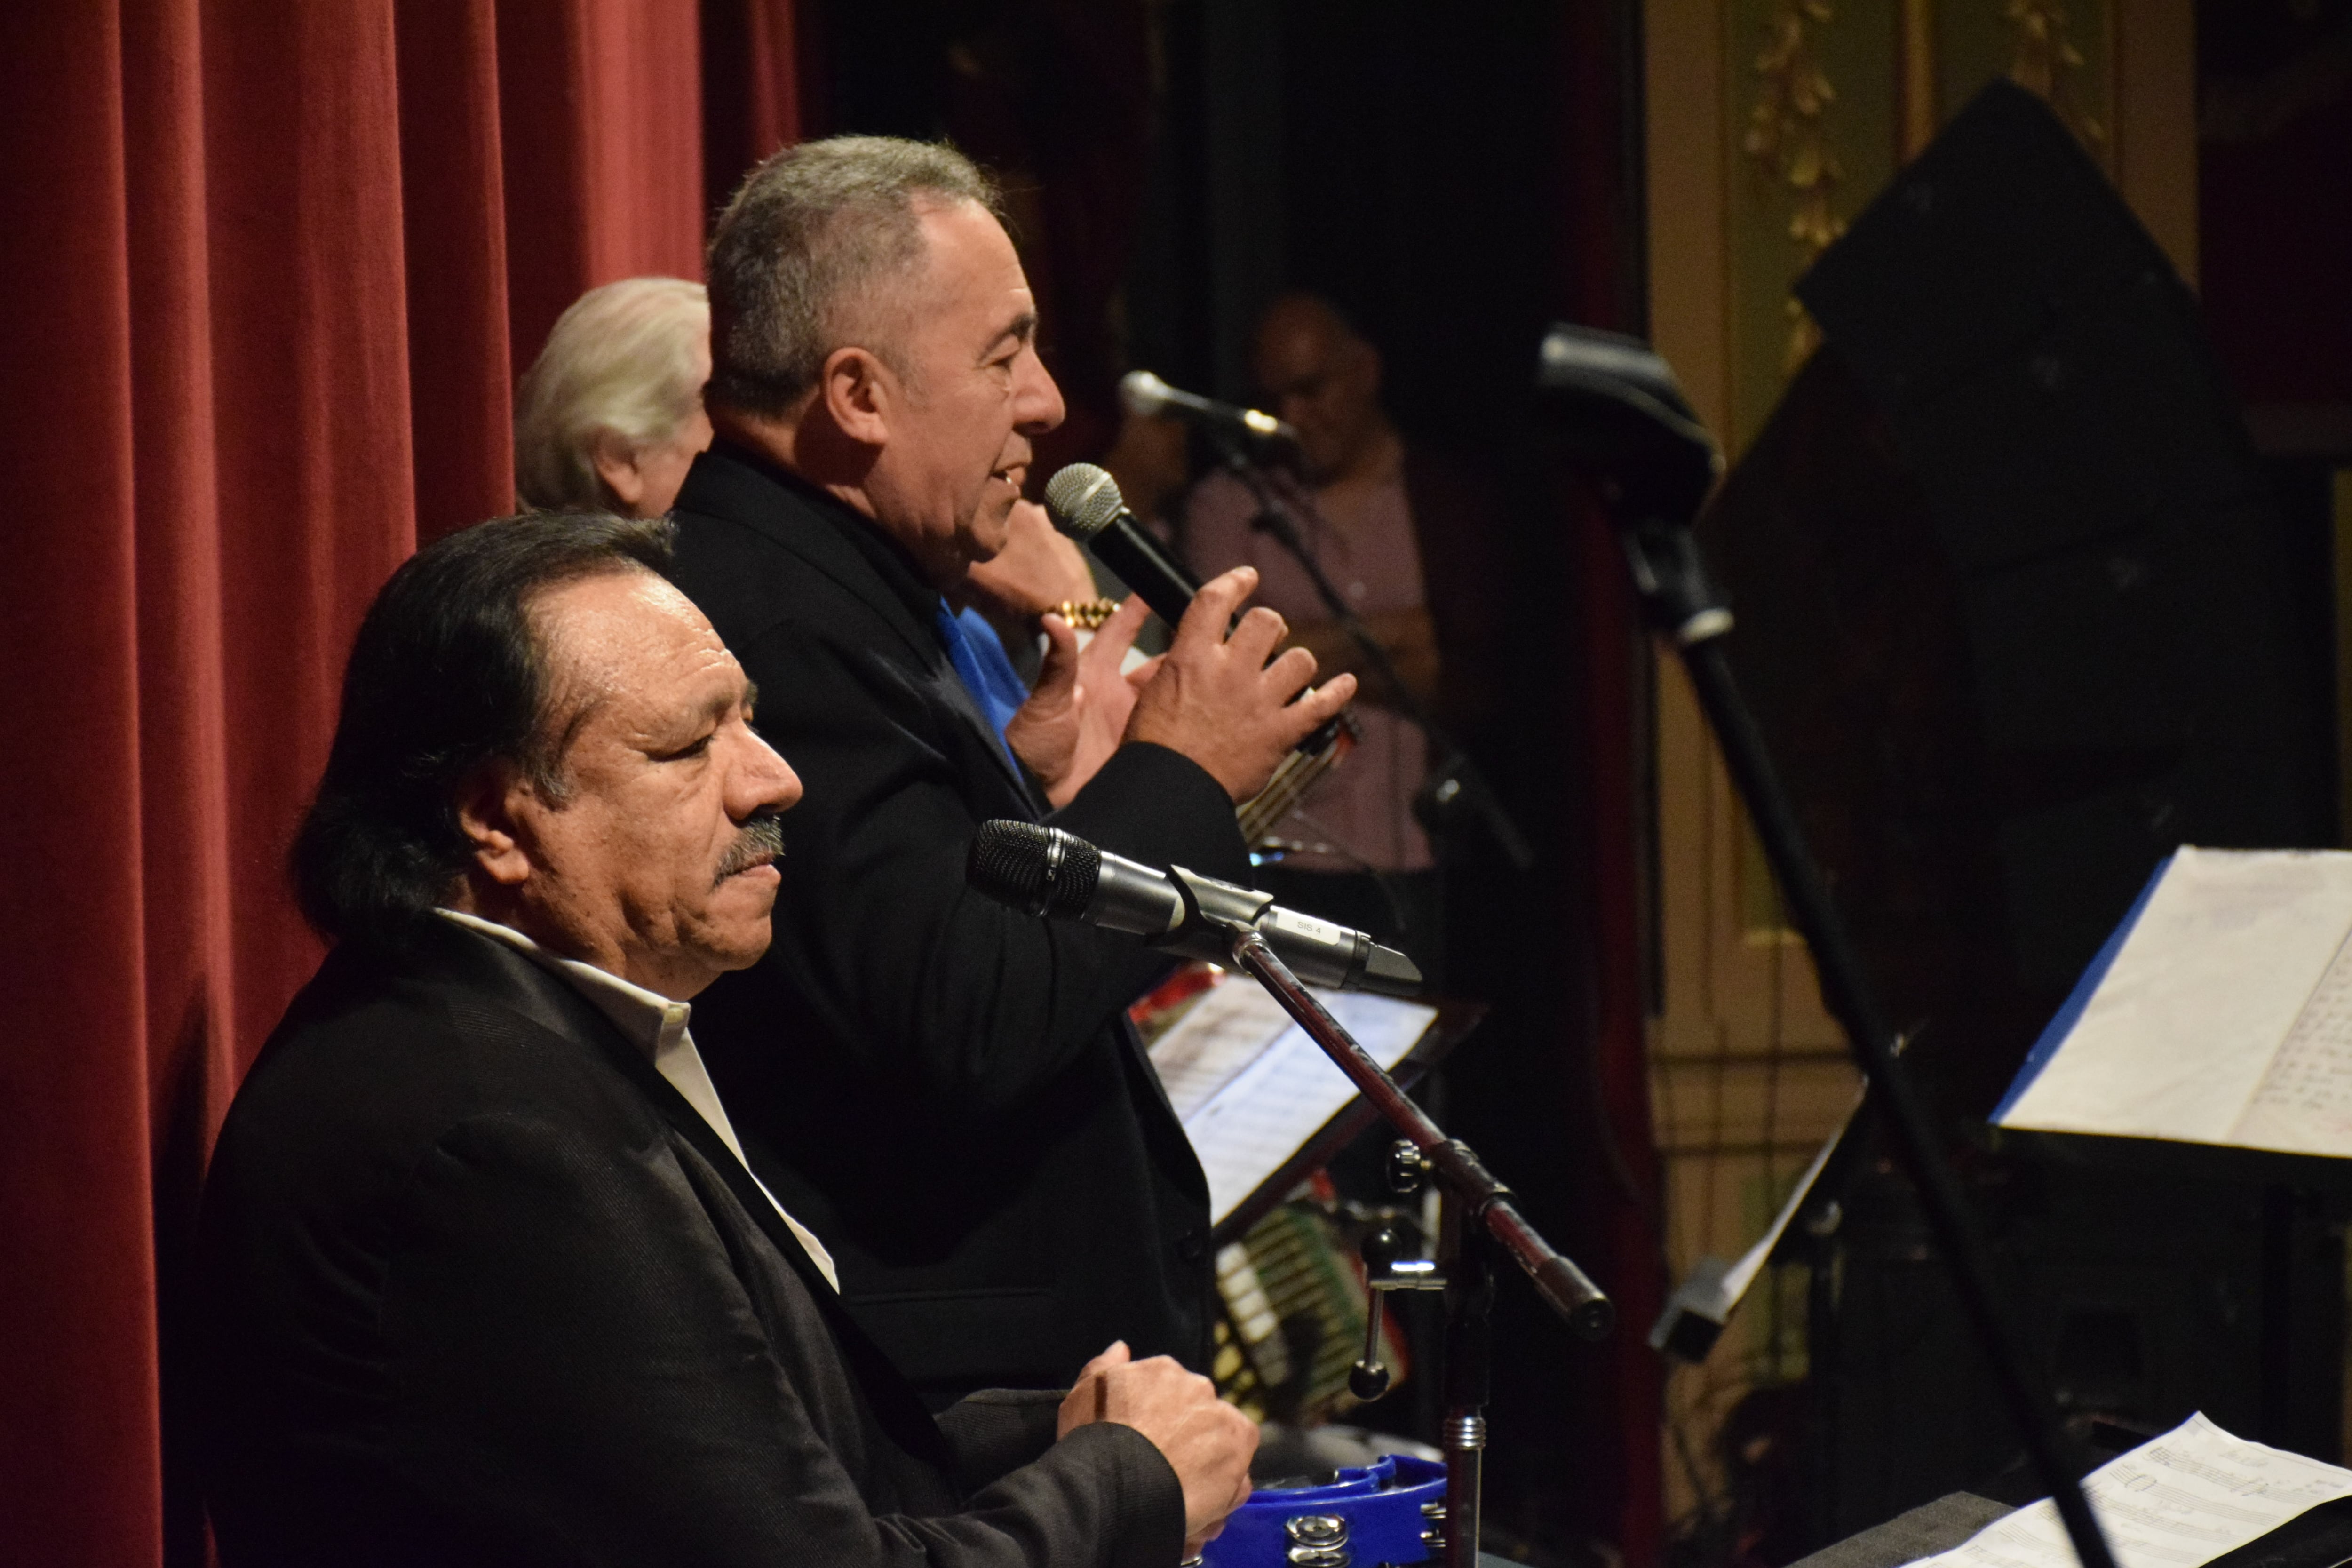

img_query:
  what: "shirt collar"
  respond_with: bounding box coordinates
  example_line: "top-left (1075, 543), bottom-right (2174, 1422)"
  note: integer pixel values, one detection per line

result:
top-left (435, 908), bottom-right (687, 1062)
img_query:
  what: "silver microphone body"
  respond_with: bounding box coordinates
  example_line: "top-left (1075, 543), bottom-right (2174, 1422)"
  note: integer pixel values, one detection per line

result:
top-left (1119, 369), bottom-right (1302, 455)
top-left (968, 820), bottom-right (1423, 996)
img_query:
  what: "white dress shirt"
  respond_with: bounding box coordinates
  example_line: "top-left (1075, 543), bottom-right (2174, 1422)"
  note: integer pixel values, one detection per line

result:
top-left (436, 908), bottom-right (838, 1290)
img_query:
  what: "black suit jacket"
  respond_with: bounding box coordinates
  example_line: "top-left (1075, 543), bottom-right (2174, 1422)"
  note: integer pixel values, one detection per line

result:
top-left (195, 921), bottom-right (1185, 1568)
top-left (666, 445), bottom-right (1246, 1399)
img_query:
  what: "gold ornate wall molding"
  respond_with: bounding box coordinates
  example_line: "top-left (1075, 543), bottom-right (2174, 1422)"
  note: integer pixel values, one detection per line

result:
top-left (1744, 0), bottom-right (1844, 370)
top-left (1643, 0), bottom-right (2193, 1538)
top-left (2007, 0), bottom-right (2110, 151)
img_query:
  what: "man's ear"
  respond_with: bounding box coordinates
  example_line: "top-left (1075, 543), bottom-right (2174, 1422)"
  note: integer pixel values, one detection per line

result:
top-left (453, 760), bottom-right (534, 889)
top-left (818, 346), bottom-right (896, 447)
top-left (589, 429), bottom-right (649, 512)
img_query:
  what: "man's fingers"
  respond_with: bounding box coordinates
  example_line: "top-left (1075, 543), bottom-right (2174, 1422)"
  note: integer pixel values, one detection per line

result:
top-left (1297, 672), bottom-right (1358, 727)
top-left (1225, 603), bottom-right (1291, 664)
top-left (1075, 1340), bottom-right (1131, 1381)
top-left (1267, 671), bottom-right (1356, 751)
top-left (1258, 644), bottom-right (1321, 703)
top-left (1093, 594), bottom-right (1150, 662)
top-left (1179, 565), bottom-right (1257, 646)
top-left (1123, 653), bottom-right (1165, 692)
top-left (1031, 613), bottom-right (1081, 701)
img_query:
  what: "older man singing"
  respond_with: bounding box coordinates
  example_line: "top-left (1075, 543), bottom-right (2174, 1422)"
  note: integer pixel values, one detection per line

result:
top-left (669, 136), bottom-right (1358, 1406)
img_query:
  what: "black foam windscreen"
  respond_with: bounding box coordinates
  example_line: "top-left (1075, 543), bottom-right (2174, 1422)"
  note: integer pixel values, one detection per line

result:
top-left (1697, 81), bottom-right (2332, 1110)
top-left (967, 821), bottom-right (1102, 919)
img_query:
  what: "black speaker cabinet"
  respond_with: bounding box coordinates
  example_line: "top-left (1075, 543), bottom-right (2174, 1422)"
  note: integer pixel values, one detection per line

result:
top-left (1697, 81), bottom-right (2334, 1116)
top-left (1691, 82), bottom-right (2345, 1550)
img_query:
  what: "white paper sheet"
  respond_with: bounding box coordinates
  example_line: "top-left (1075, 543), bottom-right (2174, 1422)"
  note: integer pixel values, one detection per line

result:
top-left (1145, 976), bottom-right (1438, 1226)
top-left (1998, 848), bottom-right (2352, 1155)
top-left (1901, 1413), bottom-right (2352, 1568)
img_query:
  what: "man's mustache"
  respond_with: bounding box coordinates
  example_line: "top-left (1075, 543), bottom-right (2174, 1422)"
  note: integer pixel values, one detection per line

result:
top-left (715, 813), bottom-right (787, 883)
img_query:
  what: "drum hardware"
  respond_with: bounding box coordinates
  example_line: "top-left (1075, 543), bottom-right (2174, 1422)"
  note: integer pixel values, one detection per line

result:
top-left (1283, 1512), bottom-right (1351, 1566)
top-left (1200, 1453), bottom-right (1446, 1567)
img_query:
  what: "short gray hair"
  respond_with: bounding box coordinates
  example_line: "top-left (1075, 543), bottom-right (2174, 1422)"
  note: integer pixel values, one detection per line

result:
top-left (706, 136), bottom-right (1001, 418)
top-left (514, 277), bottom-right (708, 511)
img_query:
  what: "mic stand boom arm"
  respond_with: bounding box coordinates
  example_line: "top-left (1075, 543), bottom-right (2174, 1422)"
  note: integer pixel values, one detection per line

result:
top-left (1213, 920), bottom-right (1613, 1568)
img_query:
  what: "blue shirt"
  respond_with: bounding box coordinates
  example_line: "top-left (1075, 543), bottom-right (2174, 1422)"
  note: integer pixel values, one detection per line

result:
top-left (931, 604), bottom-right (1029, 764)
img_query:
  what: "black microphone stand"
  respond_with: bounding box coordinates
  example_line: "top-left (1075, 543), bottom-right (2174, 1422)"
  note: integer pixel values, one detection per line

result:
top-left (1203, 917), bottom-right (1613, 1568)
top-left (1535, 323), bottom-right (2119, 1568)
top-left (1203, 435), bottom-right (1536, 872)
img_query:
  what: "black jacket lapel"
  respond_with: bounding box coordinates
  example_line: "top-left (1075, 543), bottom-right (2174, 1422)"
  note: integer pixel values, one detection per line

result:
top-left (679, 446), bottom-right (1045, 813)
top-left (426, 923), bottom-right (955, 1466)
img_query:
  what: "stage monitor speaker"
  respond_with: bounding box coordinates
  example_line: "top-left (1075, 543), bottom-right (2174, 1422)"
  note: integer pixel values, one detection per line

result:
top-left (1696, 80), bottom-right (2334, 1115)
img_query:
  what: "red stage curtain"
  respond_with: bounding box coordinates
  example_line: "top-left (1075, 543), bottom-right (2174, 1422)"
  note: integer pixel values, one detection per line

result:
top-left (0, 6), bottom-right (798, 1563)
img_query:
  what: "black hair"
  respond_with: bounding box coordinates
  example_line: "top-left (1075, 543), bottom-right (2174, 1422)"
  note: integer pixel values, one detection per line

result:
top-left (290, 511), bottom-right (675, 950)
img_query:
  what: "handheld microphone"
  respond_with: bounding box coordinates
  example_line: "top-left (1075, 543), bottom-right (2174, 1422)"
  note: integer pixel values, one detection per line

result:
top-left (968, 820), bottom-right (1423, 997)
top-left (1120, 370), bottom-right (1301, 461)
top-left (1041, 463), bottom-right (1213, 629)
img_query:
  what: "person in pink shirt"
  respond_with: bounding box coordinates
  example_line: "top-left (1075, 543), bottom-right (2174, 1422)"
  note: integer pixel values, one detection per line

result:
top-left (1177, 292), bottom-right (1505, 976)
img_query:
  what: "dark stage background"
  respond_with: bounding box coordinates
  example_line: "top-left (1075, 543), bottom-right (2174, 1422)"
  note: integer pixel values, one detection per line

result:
top-left (0, 3), bottom-right (1668, 1566)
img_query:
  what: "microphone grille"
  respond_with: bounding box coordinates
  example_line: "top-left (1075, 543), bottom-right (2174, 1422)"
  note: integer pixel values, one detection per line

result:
top-left (1042, 463), bottom-right (1126, 541)
top-left (1119, 369), bottom-right (1170, 418)
top-left (968, 820), bottom-right (1102, 919)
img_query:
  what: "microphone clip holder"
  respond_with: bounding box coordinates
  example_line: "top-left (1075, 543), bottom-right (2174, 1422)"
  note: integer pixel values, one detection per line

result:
top-left (1205, 917), bottom-right (1613, 1568)
top-left (1164, 864), bottom-right (1275, 937)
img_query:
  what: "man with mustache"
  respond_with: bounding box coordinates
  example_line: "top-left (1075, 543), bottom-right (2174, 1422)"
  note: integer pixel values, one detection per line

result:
top-left (667, 136), bottom-right (1355, 1402)
top-left (196, 512), bottom-right (1256, 1565)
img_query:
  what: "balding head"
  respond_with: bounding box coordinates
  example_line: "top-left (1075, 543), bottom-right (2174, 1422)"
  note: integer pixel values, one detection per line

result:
top-left (1250, 293), bottom-right (1390, 484)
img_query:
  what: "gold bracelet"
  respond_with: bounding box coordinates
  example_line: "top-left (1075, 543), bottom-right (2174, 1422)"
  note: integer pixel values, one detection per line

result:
top-left (1052, 597), bottom-right (1122, 630)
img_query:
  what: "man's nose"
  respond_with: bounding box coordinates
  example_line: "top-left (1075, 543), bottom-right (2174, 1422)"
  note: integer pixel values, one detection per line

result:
top-left (733, 729), bottom-right (803, 815)
top-left (1014, 348), bottom-right (1065, 435)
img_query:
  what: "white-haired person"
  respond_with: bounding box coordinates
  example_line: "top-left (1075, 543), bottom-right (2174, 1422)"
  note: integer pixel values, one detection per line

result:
top-left (514, 275), bottom-right (1098, 658)
top-left (514, 276), bottom-right (715, 518)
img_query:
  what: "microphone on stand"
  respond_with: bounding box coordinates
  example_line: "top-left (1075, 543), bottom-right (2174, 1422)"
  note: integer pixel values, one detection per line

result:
top-left (1120, 370), bottom-right (1301, 463)
top-left (968, 820), bottom-right (1424, 997)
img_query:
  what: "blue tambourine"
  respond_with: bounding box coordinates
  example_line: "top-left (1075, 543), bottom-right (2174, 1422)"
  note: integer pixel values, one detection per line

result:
top-left (1200, 1452), bottom-right (1447, 1567)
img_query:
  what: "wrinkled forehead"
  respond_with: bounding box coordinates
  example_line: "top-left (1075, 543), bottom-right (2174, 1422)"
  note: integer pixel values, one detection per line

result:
top-left (529, 567), bottom-right (738, 731)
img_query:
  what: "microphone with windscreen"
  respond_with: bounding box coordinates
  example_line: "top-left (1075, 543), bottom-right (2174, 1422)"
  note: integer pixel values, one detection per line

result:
top-left (1041, 462), bottom-right (1353, 851)
top-left (968, 820), bottom-right (1423, 996)
top-left (1040, 463), bottom-right (1209, 630)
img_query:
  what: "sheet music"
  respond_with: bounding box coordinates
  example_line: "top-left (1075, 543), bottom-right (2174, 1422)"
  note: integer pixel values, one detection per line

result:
top-left (1146, 977), bottom-right (1437, 1226)
top-left (2233, 928), bottom-right (2352, 1150)
top-left (1997, 848), bottom-right (2352, 1152)
top-left (1900, 1413), bottom-right (2352, 1568)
